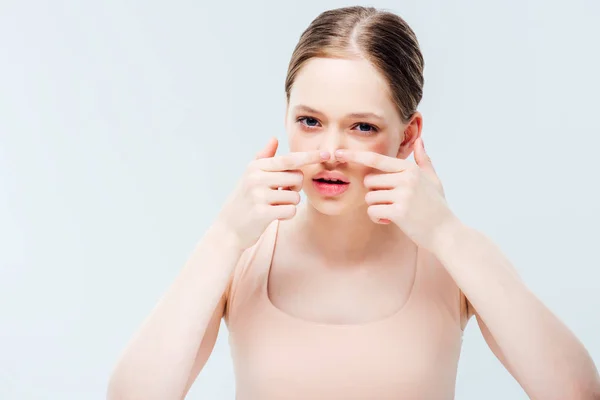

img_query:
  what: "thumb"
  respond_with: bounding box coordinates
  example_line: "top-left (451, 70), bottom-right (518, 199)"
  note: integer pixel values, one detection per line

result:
top-left (413, 137), bottom-right (433, 171)
top-left (255, 137), bottom-right (278, 159)
top-left (414, 137), bottom-right (444, 194)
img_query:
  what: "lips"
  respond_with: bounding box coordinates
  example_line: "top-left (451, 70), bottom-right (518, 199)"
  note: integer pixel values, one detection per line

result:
top-left (311, 171), bottom-right (350, 197)
top-left (312, 171), bottom-right (350, 184)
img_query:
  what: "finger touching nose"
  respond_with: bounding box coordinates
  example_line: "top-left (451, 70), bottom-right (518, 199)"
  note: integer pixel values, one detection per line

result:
top-left (319, 131), bottom-right (345, 164)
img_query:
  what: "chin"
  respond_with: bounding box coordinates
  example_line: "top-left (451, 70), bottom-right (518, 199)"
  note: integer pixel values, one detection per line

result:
top-left (304, 190), bottom-right (362, 217)
top-left (306, 198), bottom-right (348, 216)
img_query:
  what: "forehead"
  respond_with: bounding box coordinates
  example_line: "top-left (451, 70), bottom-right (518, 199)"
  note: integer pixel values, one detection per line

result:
top-left (288, 57), bottom-right (399, 121)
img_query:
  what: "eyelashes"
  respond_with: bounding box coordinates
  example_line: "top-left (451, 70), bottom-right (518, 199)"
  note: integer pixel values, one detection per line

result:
top-left (297, 116), bottom-right (320, 130)
top-left (296, 116), bottom-right (379, 135)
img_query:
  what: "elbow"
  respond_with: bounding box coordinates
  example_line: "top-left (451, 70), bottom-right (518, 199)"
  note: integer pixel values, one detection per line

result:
top-left (585, 376), bottom-right (600, 400)
top-left (557, 376), bottom-right (600, 400)
top-left (528, 372), bottom-right (600, 400)
top-left (578, 365), bottom-right (600, 399)
top-left (570, 384), bottom-right (600, 400)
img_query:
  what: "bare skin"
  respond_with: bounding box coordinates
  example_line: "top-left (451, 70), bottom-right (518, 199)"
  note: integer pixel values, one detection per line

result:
top-left (267, 56), bottom-right (422, 325)
top-left (107, 56), bottom-right (600, 400)
top-left (268, 206), bottom-right (418, 325)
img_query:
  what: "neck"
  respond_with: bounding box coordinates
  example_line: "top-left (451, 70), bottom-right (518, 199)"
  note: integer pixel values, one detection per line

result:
top-left (294, 202), bottom-right (406, 264)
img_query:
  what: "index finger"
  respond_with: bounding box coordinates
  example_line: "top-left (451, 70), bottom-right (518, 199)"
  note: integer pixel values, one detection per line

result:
top-left (335, 150), bottom-right (410, 172)
top-left (257, 151), bottom-right (329, 171)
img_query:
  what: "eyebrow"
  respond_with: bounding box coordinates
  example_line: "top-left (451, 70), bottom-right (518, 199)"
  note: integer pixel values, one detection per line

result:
top-left (293, 104), bottom-right (385, 122)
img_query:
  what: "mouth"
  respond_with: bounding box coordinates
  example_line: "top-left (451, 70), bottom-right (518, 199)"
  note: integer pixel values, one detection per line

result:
top-left (312, 177), bottom-right (348, 184)
top-left (311, 172), bottom-right (350, 197)
top-left (312, 171), bottom-right (350, 183)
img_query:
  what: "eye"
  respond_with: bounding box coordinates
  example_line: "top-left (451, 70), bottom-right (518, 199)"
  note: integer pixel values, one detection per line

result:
top-left (296, 116), bottom-right (321, 130)
top-left (353, 122), bottom-right (379, 135)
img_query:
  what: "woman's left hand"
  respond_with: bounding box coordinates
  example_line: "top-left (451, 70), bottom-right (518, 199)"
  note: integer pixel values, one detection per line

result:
top-left (334, 137), bottom-right (459, 252)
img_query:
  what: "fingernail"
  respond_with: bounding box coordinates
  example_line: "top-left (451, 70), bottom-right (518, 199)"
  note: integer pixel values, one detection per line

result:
top-left (320, 151), bottom-right (330, 160)
top-left (334, 149), bottom-right (345, 159)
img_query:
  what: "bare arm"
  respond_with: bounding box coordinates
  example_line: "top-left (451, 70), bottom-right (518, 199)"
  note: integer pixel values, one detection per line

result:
top-left (107, 222), bottom-right (244, 400)
top-left (436, 220), bottom-right (600, 400)
top-left (105, 143), bottom-right (324, 399)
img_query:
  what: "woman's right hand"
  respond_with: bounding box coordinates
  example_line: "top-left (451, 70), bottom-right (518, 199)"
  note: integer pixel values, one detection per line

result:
top-left (216, 137), bottom-right (328, 250)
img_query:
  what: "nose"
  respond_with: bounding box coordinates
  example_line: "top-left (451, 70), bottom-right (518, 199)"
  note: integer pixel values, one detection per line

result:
top-left (319, 128), bottom-right (346, 165)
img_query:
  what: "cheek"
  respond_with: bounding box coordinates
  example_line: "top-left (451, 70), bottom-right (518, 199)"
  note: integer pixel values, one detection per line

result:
top-left (288, 131), bottom-right (317, 152)
top-left (348, 134), bottom-right (398, 166)
top-left (352, 135), bottom-right (396, 157)
top-left (348, 136), bottom-right (397, 178)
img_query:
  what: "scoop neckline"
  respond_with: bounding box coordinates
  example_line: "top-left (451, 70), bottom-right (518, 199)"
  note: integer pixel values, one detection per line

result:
top-left (261, 219), bottom-right (421, 329)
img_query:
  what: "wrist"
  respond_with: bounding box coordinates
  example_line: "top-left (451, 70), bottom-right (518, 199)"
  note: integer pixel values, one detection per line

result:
top-left (430, 214), bottom-right (467, 259)
top-left (209, 219), bottom-right (247, 254)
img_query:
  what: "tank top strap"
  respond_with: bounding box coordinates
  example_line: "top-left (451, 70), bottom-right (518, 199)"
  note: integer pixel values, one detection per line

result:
top-left (257, 219), bottom-right (280, 278)
top-left (412, 245), bottom-right (463, 333)
top-left (224, 220), bottom-right (279, 326)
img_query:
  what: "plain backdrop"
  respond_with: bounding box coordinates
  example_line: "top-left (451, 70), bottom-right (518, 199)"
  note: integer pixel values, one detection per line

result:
top-left (1, 0), bottom-right (599, 399)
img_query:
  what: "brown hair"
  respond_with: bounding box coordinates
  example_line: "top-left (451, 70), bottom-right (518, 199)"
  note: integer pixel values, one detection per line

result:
top-left (285, 6), bottom-right (424, 123)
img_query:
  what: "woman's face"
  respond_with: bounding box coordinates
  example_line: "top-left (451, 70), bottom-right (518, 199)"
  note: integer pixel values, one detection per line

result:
top-left (285, 56), bottom-right (420, 216)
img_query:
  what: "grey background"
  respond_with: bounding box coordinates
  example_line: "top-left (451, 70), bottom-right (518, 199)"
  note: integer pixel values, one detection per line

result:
top-left (1, 0), bottom-right (599, 399)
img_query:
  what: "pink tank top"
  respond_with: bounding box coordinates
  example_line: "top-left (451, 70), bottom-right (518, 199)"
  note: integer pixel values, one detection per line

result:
top-left (225, 221), bottom-right (464, 399)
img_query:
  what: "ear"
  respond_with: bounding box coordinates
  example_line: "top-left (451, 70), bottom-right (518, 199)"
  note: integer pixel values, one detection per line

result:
top-left (396, 111), bottom-right (423, 159)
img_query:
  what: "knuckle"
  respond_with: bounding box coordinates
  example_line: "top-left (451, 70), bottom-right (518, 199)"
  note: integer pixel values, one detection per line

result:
top-left (366, 153), bottom-right (377, 166)
top-left (248, 159), bottom-right (261, 171)
top-left (251, 187), bottom-right (266, 203)
top-left (283, 205), bottom-right (297, 218)
top-left (395, 188), bottom-right (408, 202)
top-left (286, 159), bottom-right (297, 170)
top-left (279, 157), bottom-right (293, 170)
top-left (393, 202), bottom-right (406, 217)
top-left (291, 191), bottom-right (301, 204)
top-left (304, 153), bottom-right (317, 165)
top-left (268, 160), bottom-right (280, 171)
top-left (403, 172), bottom-right (418, 187)
top-left (293, 171), bottom-right (304, 185)
top-left (246, 171), bottom-right (261, 187)
top-left (367, 205), bottom-right (378, 217)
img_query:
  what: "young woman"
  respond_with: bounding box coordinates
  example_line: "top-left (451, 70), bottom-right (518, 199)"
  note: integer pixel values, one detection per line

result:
top-left (107, 6), bottom-right (600, 400)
